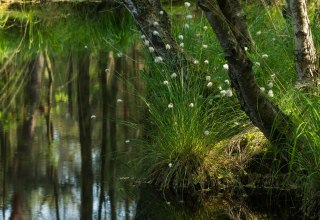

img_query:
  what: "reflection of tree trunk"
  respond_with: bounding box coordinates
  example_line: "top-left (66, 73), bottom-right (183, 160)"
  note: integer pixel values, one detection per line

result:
top-left (77, 52), bottom-right (93, 220)
top-left (9, 193), bottom-right (25, 220)
top-left (98, 51), bottom-right (109, 220)
top-left (109, 55), bottom-right (121, 157)
top-left (108, 53), bottom-right (120, 220)
top-left (68, 55), bottom-right (74, 117)
top-left (44, 50), bottom-right (54, 145)
top-left (10, 53), bottom-right (44, 220)
top-left (1, 124), bottom-right (9, 219)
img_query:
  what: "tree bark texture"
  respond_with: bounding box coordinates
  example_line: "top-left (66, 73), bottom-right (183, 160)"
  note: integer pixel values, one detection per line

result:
top-left (217, 0), bottom-right (253, 49)
top-left (289, 0), bottom-right (318, 84)
top-left (122, 0), bottom-right (188, 75)
top-left (197, 0), bottom-right (296, 146)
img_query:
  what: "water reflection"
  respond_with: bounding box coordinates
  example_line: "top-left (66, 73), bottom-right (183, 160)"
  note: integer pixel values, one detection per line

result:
top-left (0, 3), bottom-right (302, 220)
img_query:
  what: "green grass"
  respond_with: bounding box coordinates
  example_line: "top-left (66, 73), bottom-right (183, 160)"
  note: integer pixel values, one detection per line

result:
top-left (134, 1), bottom-right (320, 216)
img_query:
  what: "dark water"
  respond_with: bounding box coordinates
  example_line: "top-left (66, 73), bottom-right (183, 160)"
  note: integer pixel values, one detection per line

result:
top-left (0, 3), bottom-right (302, 220)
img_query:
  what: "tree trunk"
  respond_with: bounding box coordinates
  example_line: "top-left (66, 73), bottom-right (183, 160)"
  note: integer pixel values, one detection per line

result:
top-left (289, 0), bottom-right (318, 85)
top-left (217, 0), bottom-right (253, 49)
top-left (122, 0), bottom-right (188, 79)
top-left (197, 0), bottom-right (297, 147)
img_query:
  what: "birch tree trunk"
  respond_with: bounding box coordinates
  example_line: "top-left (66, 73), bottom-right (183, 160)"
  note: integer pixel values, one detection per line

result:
top-left (122, 0), bottom-right (188, 82)
top-left (289, 0), bottom-right (318, 85)
top-left (197, 0), bottom-right (297, 147)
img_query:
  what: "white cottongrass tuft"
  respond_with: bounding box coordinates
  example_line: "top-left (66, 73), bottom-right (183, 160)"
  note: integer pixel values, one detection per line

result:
top-left (224, 79), bottom-right (230, 85)
top-left (189, 103), bottom-right (194, 108)
top-left (125, 140), bottom-right (130, 144)
top-left (153, 21), bottom-right (159, 26)
top-left (178, 35), bottom-right (184, 40)
top-left (117, 99), bottom-right (123, 103)
top-left (180, 42), bottom-right (184, 48)
top-left (84, 45), bottom-right (88, 49)
top-left (144, 40), bottom-right (150, 46)
top-left (204, 60), bottom-right (209, 64)
top-left (154, 56), bottom-right (163, 63)
top-left (193, 60), bottom-right (199, 64)
top-left (148, 47), bottom-right (155, 53)
top-left (184, 24), bottom-right (190, 29)
top-left (171, 72), bottom-right (177, 78)
top-left (225, 89), bottom-right (233, 97)
top-left (202, 44), bottom-right (208, 49)
top-left (186, 14), bottom-right (193, 19)
top-left (163, 80), bottom-right (169, 85)
top-left (220, 90), bottom-right (226, 96)
top-left (223, 64), bottom-right (229, 70)
top-left (262, 54), bottom-right (269, 59)
top-left (141, 34), bottom-right (146, 39)
top-left (271, 74), bottom-right (276, 80)
top-left (244, 47), bottom-right (248, 51)
top-left (159, 10), bottom-right (164, 15)
top-left (203, 25), bottom-right (208, 30)
top-left (105, 68), bottom-right (110, 73)
top-left (168, 163), bottom-right (173, 168)
top-left (256, 31), bottom-right (262, 35)
top-left (184, 2), bottom-right (191, 7)
top-left (165, 44), bottom-right (171, 50)
top-left (218, 86), bottom-right (222, 90)
top-left (260, 87), bottom-right (265, 92)
top-left (268, 82), bottom-right (273, 88)
top-left (206, 75), bottom-right (211, 81)
top-left (91, 115), bottom-right (96, 119)
top-left (255, 62), bottom-right (260, 66)
top-left (207, 82), bottom-right (213, 88)
top-left (153, 30), bottom-right (159, 36)
top-left (267, 90), bottom-right (274, 97)
top-left (204, 130), bottom-right (210, 136)
top-left (168, 103), bottom-right (174, 108)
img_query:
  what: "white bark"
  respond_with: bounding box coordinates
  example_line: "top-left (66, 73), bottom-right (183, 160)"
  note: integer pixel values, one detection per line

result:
top-left (290, 0), bottom-right (318, 84)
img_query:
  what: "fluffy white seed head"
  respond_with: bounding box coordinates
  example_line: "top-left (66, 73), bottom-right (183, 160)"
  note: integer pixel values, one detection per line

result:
top-left (220, 90), bottom-right (226, 96)
top-left (207, 82), bottom-right (213, 88)
top-left (154, 56), bottom-right (163, 63)
top-left (206, 75), bottom-right (211, 81)
top-left (148, 47), bottom-right (155, 53)
top-left (268, 90), bottom-right (274, 97)
top-left (225, 89), bottom-right (233, 97)
top-left (223, 64), bottom-right (229, 70)
top-left (184, 2), bottom-right (191, 7)
top-left (168, 103), bottom-right (174, 108)
top-left (171, 72), bottom-right (177, 78)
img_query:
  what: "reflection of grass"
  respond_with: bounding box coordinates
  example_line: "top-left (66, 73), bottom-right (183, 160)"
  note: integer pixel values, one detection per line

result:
top-left (136, 2), bottom-right (320, 215)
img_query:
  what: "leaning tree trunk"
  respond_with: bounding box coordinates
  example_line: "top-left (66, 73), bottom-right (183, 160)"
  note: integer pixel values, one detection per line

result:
top-left (197, 0), bottom-right (298, 147)
top-left (289, 0), bottom-right (318, 85)
top-left (122, 0), bottom-right (188, 79)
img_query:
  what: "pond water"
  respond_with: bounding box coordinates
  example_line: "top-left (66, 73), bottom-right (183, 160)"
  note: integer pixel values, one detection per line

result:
top-left (0, 2), bottom-right (302, 219)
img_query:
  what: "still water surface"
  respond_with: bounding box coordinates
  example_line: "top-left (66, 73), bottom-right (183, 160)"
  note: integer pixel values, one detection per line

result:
top-left (0, 2), bottom-right (301, 219)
